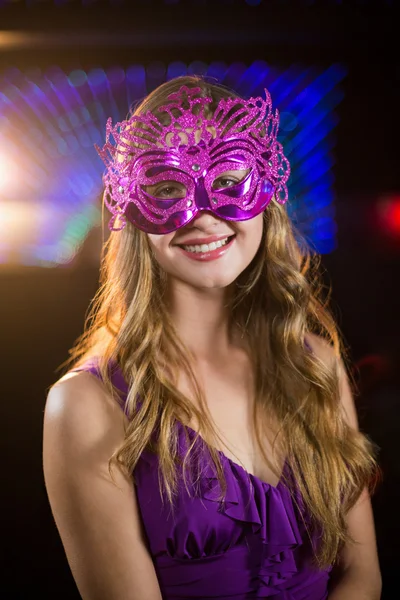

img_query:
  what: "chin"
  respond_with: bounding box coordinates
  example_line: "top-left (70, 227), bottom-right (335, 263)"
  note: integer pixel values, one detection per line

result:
top-left (181, 270), bottom-right (239, 290)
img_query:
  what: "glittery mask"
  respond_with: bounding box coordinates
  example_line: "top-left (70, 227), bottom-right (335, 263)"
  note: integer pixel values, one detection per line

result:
top-left (95, 85), bottom-right (290, 234)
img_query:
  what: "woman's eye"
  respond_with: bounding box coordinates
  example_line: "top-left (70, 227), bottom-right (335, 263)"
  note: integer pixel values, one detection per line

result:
top-left (154, 185), bottom-right (185, 198)
top-left (213, 177), bottom-right (239, 190)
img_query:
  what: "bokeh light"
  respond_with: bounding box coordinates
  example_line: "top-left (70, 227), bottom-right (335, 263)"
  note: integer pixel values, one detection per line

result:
top-left (0, 151), bottom-right (20, 195)
top-left (0, 60), bottom-right (347, 265)
top-left (377, 195), bottom-right (400, 237)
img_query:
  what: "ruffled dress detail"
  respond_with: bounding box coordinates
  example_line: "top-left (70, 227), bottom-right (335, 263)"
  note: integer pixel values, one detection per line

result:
top-left (171, 424), bottom-right (328, 598)
top-left (70, 360), bottom-right (332, 599)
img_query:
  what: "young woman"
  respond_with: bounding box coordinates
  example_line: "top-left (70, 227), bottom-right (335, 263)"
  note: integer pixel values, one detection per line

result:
top-left (43, 76), bottom-right (381, 600)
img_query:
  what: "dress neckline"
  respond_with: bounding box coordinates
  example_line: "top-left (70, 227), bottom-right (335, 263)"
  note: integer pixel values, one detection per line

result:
top-left (178, 420), bottom-right (287, 490)
top-left (77, 359), bottom-right (289, 490)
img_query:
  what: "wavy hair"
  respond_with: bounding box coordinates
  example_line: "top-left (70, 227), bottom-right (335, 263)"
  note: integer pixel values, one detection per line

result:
top-left (64, 75), bottom-right (378, 568)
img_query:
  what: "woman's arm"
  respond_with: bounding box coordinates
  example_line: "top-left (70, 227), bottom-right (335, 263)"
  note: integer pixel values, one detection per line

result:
top-left (306, 335), bottom-right (382, 600)
top-left (43, 371), bottom-right (163, 600)
top-left (328, 487), bottom-right (382, 599)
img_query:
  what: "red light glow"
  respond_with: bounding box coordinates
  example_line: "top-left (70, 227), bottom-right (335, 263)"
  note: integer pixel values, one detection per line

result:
top-left (377, 195), bottom-right (400, 236)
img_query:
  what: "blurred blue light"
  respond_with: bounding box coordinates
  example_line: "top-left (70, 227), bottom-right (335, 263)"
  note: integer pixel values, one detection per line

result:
top-left (2, 85), bottom-right (19, 104)
top-left (235, 60), bottom-right (269, 97)
top-left (279, 112), bottom-right (298, 132)
top-left (188, 61), bottom-right (208, 76)
top-left (206, 61), bottom-right (228, 83)
top-left (65, 133), bottom-right (80, 154)
top-left (295, 117), bottom-right (338, 161)
top-left (166, 61), bottom-right (187, 81)
top-left (296, 155), bottom-right (334, 187)
top-left (80, 107), bottom-right (91, 123)
top-left (298, 151), bottom-right (334, 177)
top-left (222, 62), bottom-right (248, 90)
top-left (88, 68), bottom-right (107, 87)
top-left (125, 65), bottom-right (147, 111)
top-left (57, 116), bottom-right (70, 132)
top-left (0, 60), bottom-right (346, 264)
top-left (87, 124), bottom-right (101, 145)
top-left (286, 99), bottom-right (342, 156)
top-left (311, 218), bottom-right (338, 238)
top-left (86, 100), bottom-right (106, 123)
top-left (312, 237), bottom-right (337, 254)
top-left (303, 191), bottom-right (334, 211)
top-left (66, 110), bottom-right (80, 129)
top-left (126, 64), bottom-right (144, 84)
top-left (68, 174), bottom-right (94, 197)
top-left (76, 128), bottom-right (93, 148)
top-left (54, 137), bottom-right (71, 156)
top-left (68, 70), bottom-right (88, 87)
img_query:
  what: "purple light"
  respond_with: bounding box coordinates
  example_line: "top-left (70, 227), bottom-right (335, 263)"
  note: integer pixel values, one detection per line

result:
top-left (87, 68), bottom-right (107, 87)
top-left (106, 66), bottom-right (125, 86)
top-left (0, 60), bottom-right (346, 264)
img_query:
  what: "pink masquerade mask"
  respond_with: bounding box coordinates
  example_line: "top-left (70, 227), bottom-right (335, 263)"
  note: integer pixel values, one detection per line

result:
top-left (95, 85), bottom-right (291, 234)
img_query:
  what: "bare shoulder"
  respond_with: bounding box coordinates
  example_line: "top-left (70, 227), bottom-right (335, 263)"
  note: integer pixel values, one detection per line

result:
top-left (45, 370), bottom-right (126, 448)
top-left (46, 369), bottom-right (123, 416)
top-left (43, 371), bottom-right (163, 599)
top-left (305, 332), bottom-right (358, 429)
top-left (304, 332), bottom-right (338, 365)
top-left (305, 339), bottom-right (380, 591)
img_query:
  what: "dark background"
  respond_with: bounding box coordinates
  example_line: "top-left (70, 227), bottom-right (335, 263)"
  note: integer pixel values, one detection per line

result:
top-left (1, 1), bottom-right (399, 598)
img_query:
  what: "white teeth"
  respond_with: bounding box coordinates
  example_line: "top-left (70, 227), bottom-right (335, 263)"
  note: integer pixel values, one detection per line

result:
top-left (182, 236), bottom-right (231, 253)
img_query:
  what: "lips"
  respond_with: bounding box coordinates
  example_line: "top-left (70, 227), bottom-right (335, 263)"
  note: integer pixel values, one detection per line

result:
top-left (176, 233), bottom-right (236, 261)
top-left (174, 234), bottom-right (235, 247)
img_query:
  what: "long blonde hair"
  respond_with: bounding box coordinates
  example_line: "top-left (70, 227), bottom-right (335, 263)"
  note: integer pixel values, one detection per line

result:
top-left (64, 75), bottom-right (378, 568)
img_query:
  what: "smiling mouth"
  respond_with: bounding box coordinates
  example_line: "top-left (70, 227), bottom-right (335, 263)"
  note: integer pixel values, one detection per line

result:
top-left (178, 234), bottom-right (236, 253)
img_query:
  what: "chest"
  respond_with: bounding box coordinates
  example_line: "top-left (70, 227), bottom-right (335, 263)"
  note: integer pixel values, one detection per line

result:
top-left (175, 354), bottom-right (284, 487)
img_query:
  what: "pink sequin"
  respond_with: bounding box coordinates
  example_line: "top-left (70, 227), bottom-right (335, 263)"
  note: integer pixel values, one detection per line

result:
top-left (95, 85), bottom-right (290, 233)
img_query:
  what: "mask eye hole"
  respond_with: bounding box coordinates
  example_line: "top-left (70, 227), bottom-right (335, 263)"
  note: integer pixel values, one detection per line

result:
top-left (211, 168), bottom-right (251, 191)
top-left (143, 180), bottom-right (187, 199)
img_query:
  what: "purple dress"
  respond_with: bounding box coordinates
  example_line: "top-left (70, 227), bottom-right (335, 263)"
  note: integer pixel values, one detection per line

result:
top-left (71, 359), bottom-right (332, 599)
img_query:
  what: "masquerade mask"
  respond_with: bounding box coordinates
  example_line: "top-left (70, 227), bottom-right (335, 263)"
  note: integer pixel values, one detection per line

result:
top-left (95, 85), bottom-right (290, 234)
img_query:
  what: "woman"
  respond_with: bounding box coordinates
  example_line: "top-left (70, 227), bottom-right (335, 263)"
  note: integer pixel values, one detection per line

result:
top-left (43, 76), bottom-right (381, 600)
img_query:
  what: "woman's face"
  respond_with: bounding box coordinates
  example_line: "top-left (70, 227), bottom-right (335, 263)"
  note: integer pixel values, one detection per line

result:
top-left (146, 168), bottom-right (264, 291)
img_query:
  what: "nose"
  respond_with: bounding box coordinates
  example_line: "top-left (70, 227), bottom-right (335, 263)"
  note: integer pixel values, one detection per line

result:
top-left (183, 175), bottom-right (227, 230)
top-left (194, 176), bottom-right (212, 210)
top-left (189, 209), bottom-right (223, 230)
